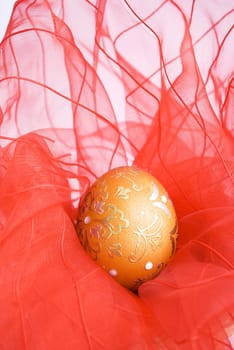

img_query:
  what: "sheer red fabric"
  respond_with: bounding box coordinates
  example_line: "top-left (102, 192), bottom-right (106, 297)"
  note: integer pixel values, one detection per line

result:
top-left (0, 1), bottom-right (233, 349)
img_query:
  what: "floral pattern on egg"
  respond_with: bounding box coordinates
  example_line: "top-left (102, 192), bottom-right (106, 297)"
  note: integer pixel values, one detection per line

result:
top-left (76, 166), bottom-right (178, 291)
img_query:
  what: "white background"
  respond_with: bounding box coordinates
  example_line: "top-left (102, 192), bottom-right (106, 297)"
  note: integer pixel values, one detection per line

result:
top-left (0, 1), bottom-right (16, 42)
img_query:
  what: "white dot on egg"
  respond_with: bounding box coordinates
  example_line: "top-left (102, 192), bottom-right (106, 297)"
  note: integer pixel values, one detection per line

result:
top-left (161, 195), bottom-right (168, 203)
top-left (109, 269), bottom-right (118, 277)
top-left (84, 216), bottom-right (91, 224)
top-left (145, 261), bottom-right (153, 270)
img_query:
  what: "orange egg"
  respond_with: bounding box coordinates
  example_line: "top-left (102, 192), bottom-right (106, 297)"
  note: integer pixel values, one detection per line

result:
top-left (76, 166), bottom-right (178, 291)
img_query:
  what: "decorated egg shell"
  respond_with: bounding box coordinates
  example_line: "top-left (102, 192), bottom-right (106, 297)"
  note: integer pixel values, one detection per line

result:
top-left (76, 166), bottom-right (178, 291)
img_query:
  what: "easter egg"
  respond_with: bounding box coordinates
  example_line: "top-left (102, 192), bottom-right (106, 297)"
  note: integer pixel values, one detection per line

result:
top-left (76, 166), bottom-right (178, 291)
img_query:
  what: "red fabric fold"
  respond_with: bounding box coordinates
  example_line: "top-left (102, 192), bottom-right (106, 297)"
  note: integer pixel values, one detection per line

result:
top-left (0, 1), bottom-right (233, 349)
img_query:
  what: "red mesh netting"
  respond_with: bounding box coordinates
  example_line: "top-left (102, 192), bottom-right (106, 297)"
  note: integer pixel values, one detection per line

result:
top-left (0, 1), bottom-right (234, 349)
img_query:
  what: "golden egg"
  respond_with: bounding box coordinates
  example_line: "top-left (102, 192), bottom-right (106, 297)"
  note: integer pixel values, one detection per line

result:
top-left (76, 166), bottom-right (178, 291)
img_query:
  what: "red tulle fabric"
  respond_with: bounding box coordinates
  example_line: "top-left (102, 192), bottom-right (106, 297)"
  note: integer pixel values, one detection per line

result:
top-left (0, 1), bottom-right (234, 349)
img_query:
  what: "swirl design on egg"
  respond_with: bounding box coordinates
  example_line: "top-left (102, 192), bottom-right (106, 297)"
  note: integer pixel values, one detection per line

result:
top-left (77, 166), bottom-right (178, 290)
top-left (77, 178), bottom-right (129, 260)
top-left (169, 223), bottom-right (178, 257)
top-left (111, 167), bottom-right (143, 192)
top-left (102, 204), bottom-right (129, 238)
top-left (78, 222), bottom-right (102, 260)
top-left (78, 179), bottom-right (176, 263)
top-left (128, 214), bottom-right (163, 263)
